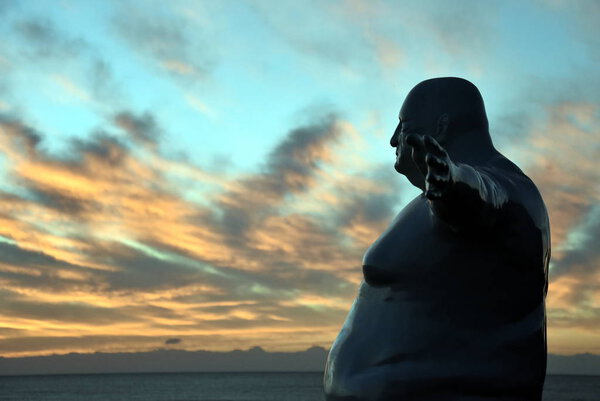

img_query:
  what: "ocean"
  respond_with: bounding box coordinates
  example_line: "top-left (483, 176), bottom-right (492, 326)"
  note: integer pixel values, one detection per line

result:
top-left (0, 372), bottom-right (598, 400)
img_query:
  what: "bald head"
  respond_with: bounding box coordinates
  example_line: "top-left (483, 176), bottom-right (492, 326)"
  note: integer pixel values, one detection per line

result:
top-left (400, 77), bottom-right (489, 142)
top-left (391, 78), bottom-right (497, 186)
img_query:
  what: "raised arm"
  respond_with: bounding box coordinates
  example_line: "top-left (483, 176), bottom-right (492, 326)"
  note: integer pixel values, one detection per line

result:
top-left (406, 134), bottom-right (509, 228)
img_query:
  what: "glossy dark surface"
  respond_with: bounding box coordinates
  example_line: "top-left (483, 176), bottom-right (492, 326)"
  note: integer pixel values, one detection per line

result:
top-left (324, 78), bottom-right (550, 401)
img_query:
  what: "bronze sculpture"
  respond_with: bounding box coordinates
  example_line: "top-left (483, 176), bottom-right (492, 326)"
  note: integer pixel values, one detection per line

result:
top-left (324, 78), bottom-right (550, 401)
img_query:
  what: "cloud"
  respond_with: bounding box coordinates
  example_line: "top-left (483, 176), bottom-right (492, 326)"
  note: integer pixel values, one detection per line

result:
top-left (0, 107), bottom-right (402, 356)
top-left (251, 0), bottom-right (500, 79)
top-left (51, 75), bottom-right (92, 103)
top-left (0, 289), bottom-right (139, 325)
top-left (249, 0), bottom-right (405, 77)
top-left (519, 101), bottom-right (600, 336)
top-left (419, 0), bottom-right (497, 57)
top-left (185, 94), bottom-right (216, 118)
top-left (0, 0), bottom-right (598, 359)
top-left (330, 165), bottom-right (403, 248)
top-left (2, 16), bottom-right (121, 106)
top-left (553, 206), bottom-right (600, 278)
top-left (114, 5), bottom-right (213, 83)
top-left (13, 19), bottom-right (85, 59)
top-left (524, 103), bottom-right (600, 252)
top-left (114, 111), bottom-right (162, 145)
top-left (216, 113), bottom-right (340, 240)
top-left (540, 0), bottom-right (600, 61)
top-left (0, 115), bottom-right (42, 157)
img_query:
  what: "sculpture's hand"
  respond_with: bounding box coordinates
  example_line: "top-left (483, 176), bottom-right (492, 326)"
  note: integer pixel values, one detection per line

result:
top-left (406, 134), bottom-right (454, 200)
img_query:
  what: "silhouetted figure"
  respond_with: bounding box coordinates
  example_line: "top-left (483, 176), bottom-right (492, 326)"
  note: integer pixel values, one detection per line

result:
top-left (324, 78), bottom-right (550, 401)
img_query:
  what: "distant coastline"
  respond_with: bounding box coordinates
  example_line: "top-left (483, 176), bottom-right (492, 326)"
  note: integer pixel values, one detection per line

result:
top-left (1, 347), bottom-right (600, 376)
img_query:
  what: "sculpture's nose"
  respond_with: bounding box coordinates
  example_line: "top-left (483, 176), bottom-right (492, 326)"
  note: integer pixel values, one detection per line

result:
top-left (390, 122), bottom-right (401, 147)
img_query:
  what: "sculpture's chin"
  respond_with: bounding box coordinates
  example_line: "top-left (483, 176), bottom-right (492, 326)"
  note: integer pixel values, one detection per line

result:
top-left (411, 174), bottom-right (428, 192)
top-left (395, 161), bottom-right (425, 190)
top-left (394, 155), bottom-right (409, 174)
top-left (394, 160), bottom-right (402, 174)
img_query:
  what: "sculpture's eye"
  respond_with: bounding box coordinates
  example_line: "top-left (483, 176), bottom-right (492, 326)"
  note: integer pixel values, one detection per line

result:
top-left (401, 124), bottom-right (410, 136)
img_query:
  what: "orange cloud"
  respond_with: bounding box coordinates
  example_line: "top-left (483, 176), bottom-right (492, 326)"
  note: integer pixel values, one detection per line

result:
top-left (521, 102), bottom-right (600, 347)
top-left (0, 112), bottom-right (392, 357)
top-left (525, 103), bottom-right (600, 249)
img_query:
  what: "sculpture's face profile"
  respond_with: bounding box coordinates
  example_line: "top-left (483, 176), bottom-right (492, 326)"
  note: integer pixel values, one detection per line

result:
top-left (391, 115), bottom-right (420, 187)
top-left (389, 77), bottom-right (491, 190)
top-left (390, 96), bottom-right (436, 190)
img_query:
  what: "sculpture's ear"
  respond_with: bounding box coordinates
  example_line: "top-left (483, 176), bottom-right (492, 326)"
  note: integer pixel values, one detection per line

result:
top-left (436, 113), bottom-right (450, 143)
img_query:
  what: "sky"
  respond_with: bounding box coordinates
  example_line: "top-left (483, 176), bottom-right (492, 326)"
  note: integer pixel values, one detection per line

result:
top-left (0, 0), bottom-right (599, 358)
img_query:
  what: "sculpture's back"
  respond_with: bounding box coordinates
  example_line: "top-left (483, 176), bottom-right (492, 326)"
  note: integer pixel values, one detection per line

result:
top-left (324, 78), bottom-right (550, 401)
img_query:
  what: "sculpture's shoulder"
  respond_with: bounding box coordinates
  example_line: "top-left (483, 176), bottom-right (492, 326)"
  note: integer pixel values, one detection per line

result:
top-left (484, 154), bottom-right (549, 223)
top-left (484, 154), bottom-right (551, 262)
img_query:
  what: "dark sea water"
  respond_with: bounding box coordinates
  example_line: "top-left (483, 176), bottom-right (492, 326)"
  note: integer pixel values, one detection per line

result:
top-left (0, 372), bottom-right (598, 401)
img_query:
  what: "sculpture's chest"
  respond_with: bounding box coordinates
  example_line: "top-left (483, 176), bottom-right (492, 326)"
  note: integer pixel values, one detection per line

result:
top-left (362, 196), bottom-right (455, 286)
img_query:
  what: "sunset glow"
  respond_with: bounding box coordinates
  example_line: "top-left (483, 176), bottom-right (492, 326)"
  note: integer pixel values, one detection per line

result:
top-left (0, 0), bottom-right (599, 358)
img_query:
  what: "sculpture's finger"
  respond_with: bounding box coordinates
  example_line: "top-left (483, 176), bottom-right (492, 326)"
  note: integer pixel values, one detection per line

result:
top-left (406, 134), bottom-right (427, 174)
top-left (426, 171), bottom-right (449, 201)
top-left (425, 188), bottom-right (443, 200)
top-left (423, 135), bottom-right (447, 157)
top-left (425, 153), bottom-right (449, 173)
top-left (406, 133), bottom-right (424, 150)
top-left (426, 171), bottom-right (449, 186)
top-left (411, 149), bottom-right (428, 175)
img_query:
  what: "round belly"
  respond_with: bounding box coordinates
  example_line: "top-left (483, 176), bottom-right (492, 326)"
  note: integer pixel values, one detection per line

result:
top-left (331, 283), bottom-right (447, 367)
top-left (324, 282), bottom-right (546, 401)
top-left (325, 283), bottom-right (455, 400)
